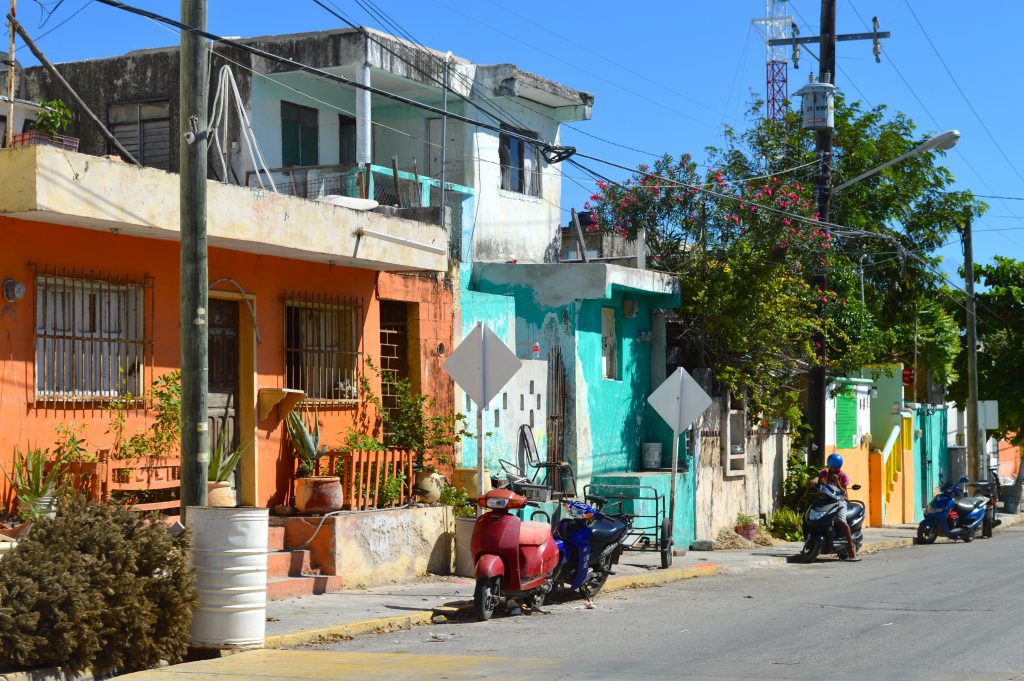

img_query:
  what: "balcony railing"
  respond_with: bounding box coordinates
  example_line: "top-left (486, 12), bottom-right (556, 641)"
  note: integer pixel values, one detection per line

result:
top-left (245, 163), bottom-right (475, 260)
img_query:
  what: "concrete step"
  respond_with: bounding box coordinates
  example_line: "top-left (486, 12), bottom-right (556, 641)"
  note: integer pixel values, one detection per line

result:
top-left (268, 526), bottom-right (286, 551)
top-left (267, 549), bottom-right (313, 578)
top-left (267, 575), bottom-right (345, 601)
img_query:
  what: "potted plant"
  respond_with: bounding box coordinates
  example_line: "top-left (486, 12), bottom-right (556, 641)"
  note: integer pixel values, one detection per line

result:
top-left (285, 409), bottom-right (343, 514)
top-left (3, 445), bottom-right (67, 523)
top-left (356, 357), bottom-right (470, 503)
top-left (13, 98), bottom-right (79, 151)
top-left (207, 430), bottom-right (245, 507)
top-left (734, 511), bottom-right (758, 541)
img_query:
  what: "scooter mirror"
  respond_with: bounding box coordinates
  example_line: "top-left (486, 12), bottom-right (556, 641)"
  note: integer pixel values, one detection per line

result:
top-left (959, 477), bottom-right (970, 484)
top-left (851, 484), bottom-right (862, 491)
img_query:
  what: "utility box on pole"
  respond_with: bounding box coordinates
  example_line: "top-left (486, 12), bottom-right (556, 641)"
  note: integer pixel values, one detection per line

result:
top-left (794, 72), bottom-right (835, 130)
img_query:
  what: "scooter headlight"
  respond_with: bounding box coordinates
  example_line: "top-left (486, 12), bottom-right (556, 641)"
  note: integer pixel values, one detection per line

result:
top-left (485, 497), bottom-right (509, 509)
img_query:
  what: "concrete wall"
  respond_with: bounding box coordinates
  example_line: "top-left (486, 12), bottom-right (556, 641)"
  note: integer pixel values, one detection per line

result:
top-left (466, 101), bottom-right (564, 263)
top-left (693, 397), bottom-right (788, 541)
top-left (279, 506), bottom-right (454, 586)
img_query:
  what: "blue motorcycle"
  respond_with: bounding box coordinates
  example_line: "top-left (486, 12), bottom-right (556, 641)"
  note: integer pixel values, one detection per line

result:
top-left (551, 496), bottom-right (632, 599)
top-left (917, 476), bottom-right (987, 544)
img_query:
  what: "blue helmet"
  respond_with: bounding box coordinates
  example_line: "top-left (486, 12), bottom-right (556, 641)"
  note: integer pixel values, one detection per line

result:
top-left (827, 453), bottom-right (844, 469)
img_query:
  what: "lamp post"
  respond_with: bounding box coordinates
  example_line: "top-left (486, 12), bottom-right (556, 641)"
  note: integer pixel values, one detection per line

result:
top-left (808, 129), bottom-right (960, 464)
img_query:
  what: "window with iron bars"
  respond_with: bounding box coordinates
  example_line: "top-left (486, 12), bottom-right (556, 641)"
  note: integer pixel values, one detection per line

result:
top-left (284, 293), bottom-right (363, 404)
top-left (34, 270), bottom-right (153, 402)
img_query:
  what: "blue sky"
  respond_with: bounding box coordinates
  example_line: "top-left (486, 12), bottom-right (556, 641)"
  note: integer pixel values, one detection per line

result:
top-left (8, 1), bottom-right (1022, 282)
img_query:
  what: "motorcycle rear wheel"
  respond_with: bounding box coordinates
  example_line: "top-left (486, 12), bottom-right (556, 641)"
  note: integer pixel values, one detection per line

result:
top-left (983, 513), bottom-right (993, 538)
top-left (916, 523), bottom-right (938, 545)
top-left (961, 529), bottom-right (974, 543)
top-left (474, 577), bottom-right (501, 621)
top-left (580, 570), bottom-right (609, 599)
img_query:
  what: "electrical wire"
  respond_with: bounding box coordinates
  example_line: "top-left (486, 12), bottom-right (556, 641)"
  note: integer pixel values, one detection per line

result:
top-left (902, 0), bottom-right (1024, 189)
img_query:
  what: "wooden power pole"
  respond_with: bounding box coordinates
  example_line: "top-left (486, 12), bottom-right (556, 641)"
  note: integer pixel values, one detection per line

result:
top-left (5, 0), bottom-right (15, 148)
top-left (180, 0), bottom-right (209, 512)
top-left (963, 213), bottom-right (982, 483)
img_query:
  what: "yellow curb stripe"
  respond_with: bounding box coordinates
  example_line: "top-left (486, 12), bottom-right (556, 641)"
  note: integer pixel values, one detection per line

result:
top-left (264, 611), bottom-right (435, 648)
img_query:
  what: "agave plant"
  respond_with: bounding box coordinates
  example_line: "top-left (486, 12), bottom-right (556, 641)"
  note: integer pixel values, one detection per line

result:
top-left (3, 446), bottom-right (67, 521)
top-left (208, 429), bottom-right (246, 483)
top-left (285, 409), bottom-right (329, 477)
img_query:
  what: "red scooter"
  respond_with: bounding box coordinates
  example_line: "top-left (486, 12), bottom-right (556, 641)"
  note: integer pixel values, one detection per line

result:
top-left (471, 488), bottom-right (559, 621)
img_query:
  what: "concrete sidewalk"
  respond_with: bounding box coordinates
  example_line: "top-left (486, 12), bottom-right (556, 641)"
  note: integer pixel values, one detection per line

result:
top-left (260, 518), bottom-right (978, 647)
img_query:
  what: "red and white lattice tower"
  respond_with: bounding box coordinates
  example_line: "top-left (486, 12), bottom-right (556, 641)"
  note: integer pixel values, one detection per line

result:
top-left (753, 0), bottom-right (793, 122)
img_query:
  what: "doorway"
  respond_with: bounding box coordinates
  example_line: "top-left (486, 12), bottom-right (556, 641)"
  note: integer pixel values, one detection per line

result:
top-left (209, 298), bottom-right (240, 496)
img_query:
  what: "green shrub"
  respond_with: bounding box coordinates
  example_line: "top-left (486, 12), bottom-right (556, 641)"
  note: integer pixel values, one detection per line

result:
top-left (438, 483), bottom-right (475, 517)
top-left (768, 507), bottom-right (804, 542)
top-left (377, 471), bottom-right (406, 507)
top-left (0, 500), bottom-right (196, 676)
top-left (781, 453), bottom-right (819, 510)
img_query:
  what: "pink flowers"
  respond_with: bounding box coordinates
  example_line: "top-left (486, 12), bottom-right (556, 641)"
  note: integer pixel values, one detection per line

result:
top-left (783, 219), bottom-right (791, 226)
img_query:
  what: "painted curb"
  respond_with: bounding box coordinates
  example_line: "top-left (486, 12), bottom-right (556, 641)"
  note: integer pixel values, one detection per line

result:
top-left (264, 611), bottom-right (436, 648)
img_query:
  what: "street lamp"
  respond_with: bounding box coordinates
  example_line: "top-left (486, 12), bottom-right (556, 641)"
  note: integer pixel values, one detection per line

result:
top-left (808, 128), bottom-right (961, 466)
top-left (833, 130), bottom-right (960, 192)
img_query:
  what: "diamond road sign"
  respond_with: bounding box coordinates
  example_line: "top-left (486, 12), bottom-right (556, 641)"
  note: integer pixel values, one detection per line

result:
top-left (442, 323), bottom-right (521, 409)
top-left (648, 367), bottom-right (713, 435)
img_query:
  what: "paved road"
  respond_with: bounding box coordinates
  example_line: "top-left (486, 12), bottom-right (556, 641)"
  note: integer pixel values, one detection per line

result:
top-left (297, 525), bottom-right (1024, 681)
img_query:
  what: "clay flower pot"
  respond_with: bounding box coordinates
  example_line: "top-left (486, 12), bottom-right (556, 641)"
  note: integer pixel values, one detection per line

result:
top-left (414, 469), bottom-right (444, 504)
top-left (207, 481), bottom-right (236, 508)
top-left (734, 524), bottom-right (758, 541)
top-left (294, 475), bottom-right (344, 514)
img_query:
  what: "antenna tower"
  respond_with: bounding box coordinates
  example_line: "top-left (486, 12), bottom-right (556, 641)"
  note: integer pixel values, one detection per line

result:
top-left (753, 0), bottom-right (793, 122)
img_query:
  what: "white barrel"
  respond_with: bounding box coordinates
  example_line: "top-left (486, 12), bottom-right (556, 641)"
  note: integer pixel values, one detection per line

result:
top-left (642, 443), bottom-right (663, 469)
top-left (188, 506), bottom-right (269, 649)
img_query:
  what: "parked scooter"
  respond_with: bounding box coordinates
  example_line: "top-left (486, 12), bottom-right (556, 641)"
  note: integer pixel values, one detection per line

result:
top-left (470, 488), bottom-right (560, 621)
top-left (917, 476), bottom-right (988, 544)
top-left (551, 495), bottom-right (633, 598)
top-left (971, 470), bottom-right (1003, 538)
top-left (796, 482), bottom-right (865, 562)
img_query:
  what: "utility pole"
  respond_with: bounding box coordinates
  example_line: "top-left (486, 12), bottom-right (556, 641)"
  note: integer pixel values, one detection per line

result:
top-left (807, 0), bottom-right (836, 465)
top-left (5, 0), bottom-right (15, 148)
top-left (180, 0), bottom-right (209, 513)
top-left (963, 212), bottom-right (981, 483)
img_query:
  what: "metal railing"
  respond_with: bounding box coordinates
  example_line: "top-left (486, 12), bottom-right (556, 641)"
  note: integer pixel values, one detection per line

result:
top-left (880, 424), bottom-right (902, 505)
top-left (245, 163), bottom-right (474, 260)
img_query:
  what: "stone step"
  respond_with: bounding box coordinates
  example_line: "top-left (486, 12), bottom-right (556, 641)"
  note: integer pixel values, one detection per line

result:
top-left (268, 526), bottom-right (286, 551)
top-left (266, 575), bottom-right (345, 601)
top-left (267, 548), bottom-right (312, 578)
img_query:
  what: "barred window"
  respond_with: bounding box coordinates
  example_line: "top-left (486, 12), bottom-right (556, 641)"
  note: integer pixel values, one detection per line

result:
top-left (34, 271), bottom-right (152, 401)
top-left (284, 294), bottom-right (362, 403)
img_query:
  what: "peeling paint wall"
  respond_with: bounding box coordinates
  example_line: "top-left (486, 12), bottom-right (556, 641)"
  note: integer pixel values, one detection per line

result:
top-left (693, 398), bottom-right (788, 541)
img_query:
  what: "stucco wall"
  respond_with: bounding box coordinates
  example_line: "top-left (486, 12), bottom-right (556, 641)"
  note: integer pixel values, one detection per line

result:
top-left (278, 506), bottom-right (453, 586)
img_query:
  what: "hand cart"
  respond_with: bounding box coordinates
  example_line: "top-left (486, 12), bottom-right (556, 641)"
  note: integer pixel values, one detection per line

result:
top-left (584, 482), bottom-right (673, 569)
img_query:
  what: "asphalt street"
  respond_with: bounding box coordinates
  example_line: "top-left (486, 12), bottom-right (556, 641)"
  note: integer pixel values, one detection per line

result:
top-left (300, 525), bottom-right (1024, 681)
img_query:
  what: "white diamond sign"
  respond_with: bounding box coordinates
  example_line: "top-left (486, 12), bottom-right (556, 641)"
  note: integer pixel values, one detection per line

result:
top-left (648, 367), bottom-right (712, 435)
top-left (443, 323), bottom-right (522, 410)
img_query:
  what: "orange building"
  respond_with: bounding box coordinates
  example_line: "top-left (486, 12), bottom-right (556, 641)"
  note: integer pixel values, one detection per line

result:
top-left (0, 145), bottom-right (454, 508)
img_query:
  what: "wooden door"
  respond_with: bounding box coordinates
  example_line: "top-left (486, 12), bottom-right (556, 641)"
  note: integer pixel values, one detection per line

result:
top-left (208, 298), bottom-right (239, 481)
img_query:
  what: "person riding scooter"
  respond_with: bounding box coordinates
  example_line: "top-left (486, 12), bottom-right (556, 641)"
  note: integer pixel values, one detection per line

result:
top-left (817, 453), bottom-right (860, 561)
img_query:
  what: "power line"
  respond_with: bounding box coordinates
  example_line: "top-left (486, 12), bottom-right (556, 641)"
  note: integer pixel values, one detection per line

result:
top-left (902, 0), bottom-right (1024, 189)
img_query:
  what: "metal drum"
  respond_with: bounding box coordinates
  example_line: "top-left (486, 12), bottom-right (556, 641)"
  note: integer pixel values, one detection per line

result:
top-left (189, 506), bottom-right (269, 649)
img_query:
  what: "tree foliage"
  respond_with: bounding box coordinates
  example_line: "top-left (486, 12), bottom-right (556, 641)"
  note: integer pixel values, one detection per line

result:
top-left (586, 96), bottom-right (983, 423)
top-left (949, 256), bottom-right (1024, 446)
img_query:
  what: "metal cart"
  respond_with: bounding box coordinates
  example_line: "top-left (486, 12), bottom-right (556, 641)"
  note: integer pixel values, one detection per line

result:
top-left (584, 482), bottom-right (673, 569)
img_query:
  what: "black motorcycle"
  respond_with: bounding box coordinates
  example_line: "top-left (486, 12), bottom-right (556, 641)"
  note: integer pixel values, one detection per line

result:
top-left (551, 495), bottom-right (633, 598)
top-left (796, 483), bottom-right (865, 563)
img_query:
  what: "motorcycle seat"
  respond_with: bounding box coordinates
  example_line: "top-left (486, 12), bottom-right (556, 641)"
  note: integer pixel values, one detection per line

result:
top-left (519, 520), bottom-right (553, 546)
top-left (845, 503), bottom-right (865, 524)
top-left (954, 497), bottom-right (986, 513)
